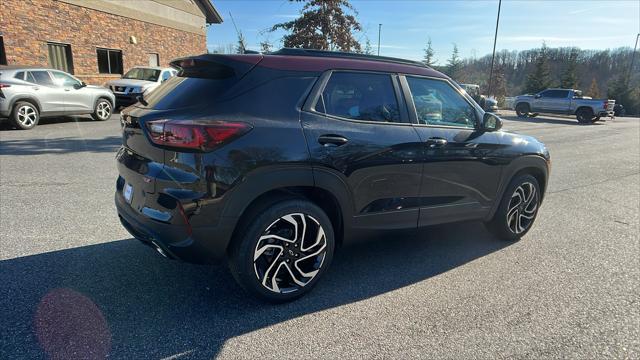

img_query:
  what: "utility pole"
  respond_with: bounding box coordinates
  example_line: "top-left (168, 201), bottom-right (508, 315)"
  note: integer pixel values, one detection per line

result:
top-left (628, 33), bottom-right (639, 85)
top-left (377, 23), bottom-right (382, 56)
top-left (487, 0), bottom-right (502, 96)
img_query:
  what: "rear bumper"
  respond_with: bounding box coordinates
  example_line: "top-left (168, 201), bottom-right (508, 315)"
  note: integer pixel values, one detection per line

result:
top-left (115, 188), bottom-right (237, 264)
top-left (597, 110), bottom-right (614, 118)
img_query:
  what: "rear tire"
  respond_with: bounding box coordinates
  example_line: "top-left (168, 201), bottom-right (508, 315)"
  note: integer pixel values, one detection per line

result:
top-left (576, 108), bottom-right (594, 124)
top-left (10, 101), bottom-right (40, 130)
top-left (515, 103), bottom-right (530, 118)
top-left (91, 98), bottom-right (112, 121)
top-left (228, 199), bottom-right (335, 302)
top-left (486, 174), bottom-right (541, 241)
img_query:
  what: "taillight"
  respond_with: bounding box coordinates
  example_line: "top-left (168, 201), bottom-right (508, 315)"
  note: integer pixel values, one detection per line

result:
top-left (603, 101), bottom-right (608, 109)
top-left (0, 83), bottom-right (10, 88)
top-left (145, 120), bottom-right (252, 151)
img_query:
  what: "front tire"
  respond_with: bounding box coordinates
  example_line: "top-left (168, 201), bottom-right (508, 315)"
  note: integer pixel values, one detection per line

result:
top-left (486, 174), bottom-right (541, 241)
top-left (11, 101), bottom-right (40, 130)
top-left (515, 103), bottom-right (530, 118)
top-left (91, 98), bottom-right (112, 121)
top-left (228, 199), bottom-right (335, 302)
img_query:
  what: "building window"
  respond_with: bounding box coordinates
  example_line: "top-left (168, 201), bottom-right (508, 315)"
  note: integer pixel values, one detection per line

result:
top-left (0, 36), bottom-right (7, 65)
top-left (148, 53), bottom-right (159, 67)
top-left (47, 42), bottom-right (74, 74)
top-left (97, 48), bottom-right (123, 74)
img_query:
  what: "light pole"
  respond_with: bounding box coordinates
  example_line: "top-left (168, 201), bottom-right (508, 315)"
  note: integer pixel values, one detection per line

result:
top-left (628, 33), bottom-right (639, 85)
top-left (487, 0), bottom-right (502, 97)
top-left (377, 23), bottom-right (382, 56)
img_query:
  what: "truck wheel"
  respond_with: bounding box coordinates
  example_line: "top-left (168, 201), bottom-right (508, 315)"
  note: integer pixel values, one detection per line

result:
top-left (576, 108), bottom-right (594, 124)
top-left (515, 103), bottom-right (530, 118)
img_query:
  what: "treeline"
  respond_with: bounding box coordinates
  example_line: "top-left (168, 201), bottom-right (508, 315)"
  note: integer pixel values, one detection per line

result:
top-left (215, 0), bottom-right (639, 115)
top-left (433, 45), bottom-right (639, 115)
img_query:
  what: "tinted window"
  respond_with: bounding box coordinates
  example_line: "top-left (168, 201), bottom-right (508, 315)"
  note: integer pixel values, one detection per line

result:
top-left (555, 90), bottom-right (570, 98)
top-left (319, 72), bottom-right (400, 123)
top-left (406, 76), bottom-right (476, 128)
top-left (142, 76), bottom-right (235, 110)
top-left (539, 90), bottom-right (551, 97)
top-left (14, 71), bottom-right (25, 80)
top-left (97, 48), bottom-right (123, 74)
top-left (51, 71), bottom-right (81, 87)
top-left (28, 71), bottom-right (54, 86)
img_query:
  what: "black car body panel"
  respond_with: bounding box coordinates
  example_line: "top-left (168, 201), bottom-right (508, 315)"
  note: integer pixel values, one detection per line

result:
top-left (114, 52), bottom-right (550, 264)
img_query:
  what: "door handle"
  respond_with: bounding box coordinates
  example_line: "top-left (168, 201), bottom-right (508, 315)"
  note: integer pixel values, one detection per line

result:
top-left (64, 89), bottom-right (70, 92)
top-left (425, 137), bottom-right (448, 148)
top-left (32, 86), bottom-right (40, 91)
top-left (318, 134), bottom-right (348, 147)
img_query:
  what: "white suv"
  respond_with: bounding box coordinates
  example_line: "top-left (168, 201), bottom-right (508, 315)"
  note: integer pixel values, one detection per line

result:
top-left (104, 67), bottom-right (176, 107)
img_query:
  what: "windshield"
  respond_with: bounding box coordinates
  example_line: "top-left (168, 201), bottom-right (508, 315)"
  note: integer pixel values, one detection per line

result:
top-left (123, 68), bottom-right (160, 82)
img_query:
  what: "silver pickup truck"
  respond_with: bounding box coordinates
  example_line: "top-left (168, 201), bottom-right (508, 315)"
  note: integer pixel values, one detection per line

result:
top-left (513, 88), bottom-right (615, 124)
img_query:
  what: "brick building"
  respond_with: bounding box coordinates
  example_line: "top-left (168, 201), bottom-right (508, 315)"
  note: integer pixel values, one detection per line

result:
top-left (0, 0), bottom-right (222, 84)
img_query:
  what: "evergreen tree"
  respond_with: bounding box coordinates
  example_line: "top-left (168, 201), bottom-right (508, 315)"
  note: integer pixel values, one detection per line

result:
top-left (236, 31), bottom-right (247, 54)
top-left (524, 43), bottom-right (552, 93)
top-left (260, 40), bottom-right (273, 54)
top-left (587, 77), bottom-right (600, 98)
top-left (423, 37), bottom-right (436, 67)
top-left (560, 48), bottom-right (579, 88)
top-left (363, 38), bottom-right (373, 55)
top-left (445, 44), bottom-right (462, 80)
top-left (270, 0), bottom-right (363, 52)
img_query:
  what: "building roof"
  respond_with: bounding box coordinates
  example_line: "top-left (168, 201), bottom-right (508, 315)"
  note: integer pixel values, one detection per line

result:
top-left (194, 0), bottom-right (223, 24)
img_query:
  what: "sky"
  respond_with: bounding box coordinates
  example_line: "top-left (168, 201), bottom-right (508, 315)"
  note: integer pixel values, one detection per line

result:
top-left (206, 0), bottom-right (640, 64)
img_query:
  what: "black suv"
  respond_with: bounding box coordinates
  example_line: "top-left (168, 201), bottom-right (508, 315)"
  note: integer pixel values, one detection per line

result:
top-left (115, 49), bottom-right (550, 302)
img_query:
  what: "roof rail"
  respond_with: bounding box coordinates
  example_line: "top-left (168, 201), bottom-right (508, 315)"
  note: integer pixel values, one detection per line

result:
top-left (270, 48), bottom-right (428, 68)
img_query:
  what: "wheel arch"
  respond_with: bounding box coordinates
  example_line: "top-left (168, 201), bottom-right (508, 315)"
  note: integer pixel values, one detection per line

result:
top-left (487, 155), bottom-right (549, 220)
top-left (222, 166), bottom-right (353, 254)
top-left (10, 96), bottom-right (42, 113)
top-left (574, 106), bottom-right (594, 116)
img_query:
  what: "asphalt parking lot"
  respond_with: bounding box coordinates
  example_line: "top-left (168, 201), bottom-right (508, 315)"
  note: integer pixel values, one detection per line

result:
top-left (1, 111), bottom-right (638, 359)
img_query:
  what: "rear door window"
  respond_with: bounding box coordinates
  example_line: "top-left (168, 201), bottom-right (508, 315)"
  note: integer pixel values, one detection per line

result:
top-left (27, 71), bottom-right (54, 86)
top-left (318, 72), bottom-right (401, 123)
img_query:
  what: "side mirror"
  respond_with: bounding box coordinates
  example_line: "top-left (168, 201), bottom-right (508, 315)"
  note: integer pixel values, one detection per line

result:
top-left (534, 94), bottom-right (542, 99)
top-left (482, 112), bottom-right (503, 131)
top-left (74, 81), bottom-right (87, 89)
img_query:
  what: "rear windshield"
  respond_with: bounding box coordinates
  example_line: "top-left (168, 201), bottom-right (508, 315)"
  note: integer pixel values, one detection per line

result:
top-left (140, 76), bottom-right (237, 110)
top-left (123, 68), bottom-right (160, 82)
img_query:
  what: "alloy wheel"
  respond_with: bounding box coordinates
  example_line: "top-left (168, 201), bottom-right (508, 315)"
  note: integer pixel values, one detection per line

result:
top-left (506, 182), bottom-right (538, 234)
top-left (96, 101), bottom-right (111, 120)
top-left (17, 105), bottom-right (37, 127)
top-left (253, 213), bottom-right (327, 294)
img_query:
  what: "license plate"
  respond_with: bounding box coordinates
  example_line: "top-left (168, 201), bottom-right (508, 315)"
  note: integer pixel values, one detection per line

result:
top-left (123, 183), bottom-right (133, 203)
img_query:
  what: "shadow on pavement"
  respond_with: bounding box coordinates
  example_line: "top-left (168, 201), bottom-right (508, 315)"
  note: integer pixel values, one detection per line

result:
top-left (0, 221), bottom-right (511, 359)
top-left (0, 135), bottom-right (121, 155)
top-left (500, 114), bottom-right (605, 126)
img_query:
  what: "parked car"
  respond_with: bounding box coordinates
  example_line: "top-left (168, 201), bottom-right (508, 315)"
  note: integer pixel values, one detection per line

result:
top-left (513, 88), bottom-right (615, 123)
top-left (115, 49), bottom-right (550, 302)
top-left (0, 66), bottom-right (115, 130)
top-left (104, 67), bottom-right (176, 107)
top-left (460, 83), bottom-right (498, 112)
